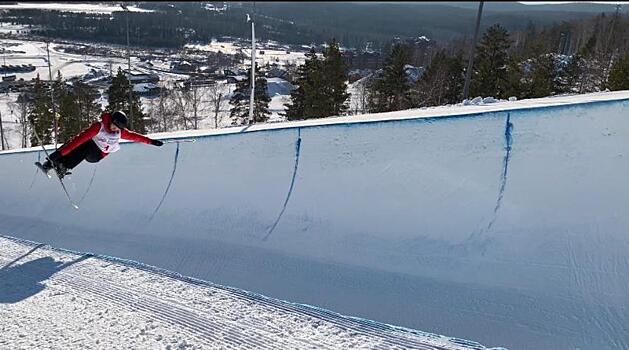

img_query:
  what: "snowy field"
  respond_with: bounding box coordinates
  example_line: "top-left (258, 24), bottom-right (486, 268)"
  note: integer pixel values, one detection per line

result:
top-left (0, 2), bottom-right (151, 13)
top-left (186, 40), bottom-right (311, 68)
top-left (1, 91), bottom-right (628, 349)
top-left (0, 235), bottom-right (497, 350)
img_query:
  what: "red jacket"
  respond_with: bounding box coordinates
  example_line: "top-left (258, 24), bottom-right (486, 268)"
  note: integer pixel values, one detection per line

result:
top-left (58, 112), bottom-right (154, 157)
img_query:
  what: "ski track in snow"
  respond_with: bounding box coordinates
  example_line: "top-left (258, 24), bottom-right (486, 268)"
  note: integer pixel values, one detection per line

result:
top-left (0, 235), bottom-right (495, 350)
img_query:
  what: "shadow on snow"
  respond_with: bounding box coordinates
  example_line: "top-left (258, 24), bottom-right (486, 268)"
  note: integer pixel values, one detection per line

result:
top-left (0, 248), bottom-right (91, 304)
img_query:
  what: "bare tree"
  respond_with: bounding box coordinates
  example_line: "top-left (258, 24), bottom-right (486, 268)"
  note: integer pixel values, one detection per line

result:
top-left (148, 84), bottom-right (177, 132)
top-left (171, 88), bottom-right (192, 130)
top-left (187, 84), bottom-right (210, 130)
top-left (9, 93), bottom-right (30, 148)
top-left (350, 80), bottom-right (369, 115)
top-left (206, 81), bottom-right (229, 128)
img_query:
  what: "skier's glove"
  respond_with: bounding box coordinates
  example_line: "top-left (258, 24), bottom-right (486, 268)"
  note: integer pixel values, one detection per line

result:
top-left (151, 139), bottom-right (164, 147)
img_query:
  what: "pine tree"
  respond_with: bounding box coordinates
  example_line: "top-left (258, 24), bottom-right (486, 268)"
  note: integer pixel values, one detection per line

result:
top-left (415, 50), bottom-right (464, 107)
top-left (107, 68), bottom-right (146, 133)
top-left (503, 54), bottom-right (526, 99)
top-left (58, 80), bottom-right (100, 142)
top-left (321, 39), bottom-right (350, 117)
top-left (27, 75), bottom-right (54, 146)
top-left (74, 81), bottom-right (101, 128)
top-left (529, 53), bottom-right (557, 98)
top-left (368, 43), bottom-right (413, 113)
top-left (253, 75), bottom-right (271, 122)
top-left (607, 52), bottom-right (629, 91)
top-left (57, 78), bottom-right (80, 143)
top-left (229, 66), bottom-right (271, 125)
top-left (285, 41), bottom-right (350, 121)
top-left (285, 47), bottom-right (325, 120)
top-left (470, 24), bottom-right (512, 99)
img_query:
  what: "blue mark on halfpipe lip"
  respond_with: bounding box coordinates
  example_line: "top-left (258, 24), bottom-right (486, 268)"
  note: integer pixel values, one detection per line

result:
top-left (264, 128), bottom-right (302, 241)
top-left (150, 142), bottom-right (181, 221)
top-left (486, 112), bottom-right (514, 232)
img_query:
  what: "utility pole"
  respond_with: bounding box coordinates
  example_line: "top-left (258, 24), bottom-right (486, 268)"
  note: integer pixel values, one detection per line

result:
top-left (248, 2), bottom-right (256, 125)
top-left (0, 110), bottom-right (5, 151)
top-left (605, 3), bottom-right (622, 82)
top-left (2, 48), bottom-right (6, 78)
top-left (463, 1), bottom-right (484, 101)
top-left (46, 41), bottom-right (58, 149)
top-left (122, 3), bottom-right (133, 130)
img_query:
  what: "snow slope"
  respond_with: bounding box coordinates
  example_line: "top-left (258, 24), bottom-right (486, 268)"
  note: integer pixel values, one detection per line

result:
top-left (1, 91), bottom-right (629, 349)
top-left (1, 235), bottom-right (488, 350)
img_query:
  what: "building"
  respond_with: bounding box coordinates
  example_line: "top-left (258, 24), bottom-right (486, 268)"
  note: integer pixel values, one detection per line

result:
top-left (125, 71), bottom-right (160, 84)
top-left (133, 83), bottom-right (160, 97)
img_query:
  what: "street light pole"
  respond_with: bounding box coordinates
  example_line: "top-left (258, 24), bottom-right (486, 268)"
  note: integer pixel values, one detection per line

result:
top-left (248, 4), bottom-right (256, 125)
top-left (463, 1), bottom-right (484, 101)
top-left (0, 110), bottom-right (5, 151)
top-left (46, 41), bottom-right (58, 149)
top-left (122, 3), bottom-right (133, 130)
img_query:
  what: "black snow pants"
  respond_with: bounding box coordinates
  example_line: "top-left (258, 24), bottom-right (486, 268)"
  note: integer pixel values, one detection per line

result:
top-left (53, 139), bottom-right (104, 170)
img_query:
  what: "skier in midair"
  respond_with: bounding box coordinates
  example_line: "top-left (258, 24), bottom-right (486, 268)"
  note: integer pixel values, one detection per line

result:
top-left (36, 111), bottom-right (163, 178)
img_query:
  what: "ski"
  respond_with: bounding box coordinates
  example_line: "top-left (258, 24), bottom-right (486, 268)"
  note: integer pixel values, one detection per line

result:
top-left (31, 126), bottom-right (79, 210)
top-left (34, 161), bottom-right (52, 179)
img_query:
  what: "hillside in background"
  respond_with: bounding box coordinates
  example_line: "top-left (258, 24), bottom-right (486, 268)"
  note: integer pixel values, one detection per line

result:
top-left (1, 1), bottom-right (623, 49)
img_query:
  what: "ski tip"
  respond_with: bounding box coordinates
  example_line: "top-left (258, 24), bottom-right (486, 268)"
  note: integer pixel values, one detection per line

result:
top-left (72, 204), bottom-right (79, 210)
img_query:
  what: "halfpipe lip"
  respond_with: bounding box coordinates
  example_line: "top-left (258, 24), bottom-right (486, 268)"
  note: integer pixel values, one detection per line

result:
top-left (2, 90), bottom-right (628, 156)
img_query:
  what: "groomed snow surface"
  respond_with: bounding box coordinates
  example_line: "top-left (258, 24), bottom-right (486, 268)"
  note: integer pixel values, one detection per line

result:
top-left (0, 235), bottom-right (497, 350)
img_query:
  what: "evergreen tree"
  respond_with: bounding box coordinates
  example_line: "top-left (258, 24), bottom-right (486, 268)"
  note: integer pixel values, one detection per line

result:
top-left (368, 43), bottom-right (413, 113)
top-left (607, 52), bottom-right (629, 91)
top-left (285, 40), bottom-right (350, 121)
top-left (321, 39), bottom-right (350, 117)
top-left (107, 68), bottom-right (146, 133)
top-left (74, 81), bottom-right (102, 128)
top-left (503, 54), bottom-right (526, 99)
top-left (470, 24), bottom-right (512, 99)
top-left (27, 75), bottom-right (54, 146)
top-left (57, 78), bottom-right (80, 143)
top-left (229, 66), bottom-right (271, 125)
top-left (528, 54), bottom-right (557, 98)
top-left (285, 47), bottom-right (325, 120)
top-left (415, 50), bottom-right (464, 107)
top-left (58, 81), bottom-right (100, 142)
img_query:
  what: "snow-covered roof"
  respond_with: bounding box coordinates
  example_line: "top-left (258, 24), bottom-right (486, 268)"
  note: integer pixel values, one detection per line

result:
top-left (133, 83), bottom-right (159, 92)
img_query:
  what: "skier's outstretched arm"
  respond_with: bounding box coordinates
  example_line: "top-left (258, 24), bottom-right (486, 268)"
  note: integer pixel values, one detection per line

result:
top-left (58, 122), bottom-right (101, 156)
top-left (121, 129), bottom-right (163, 146)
